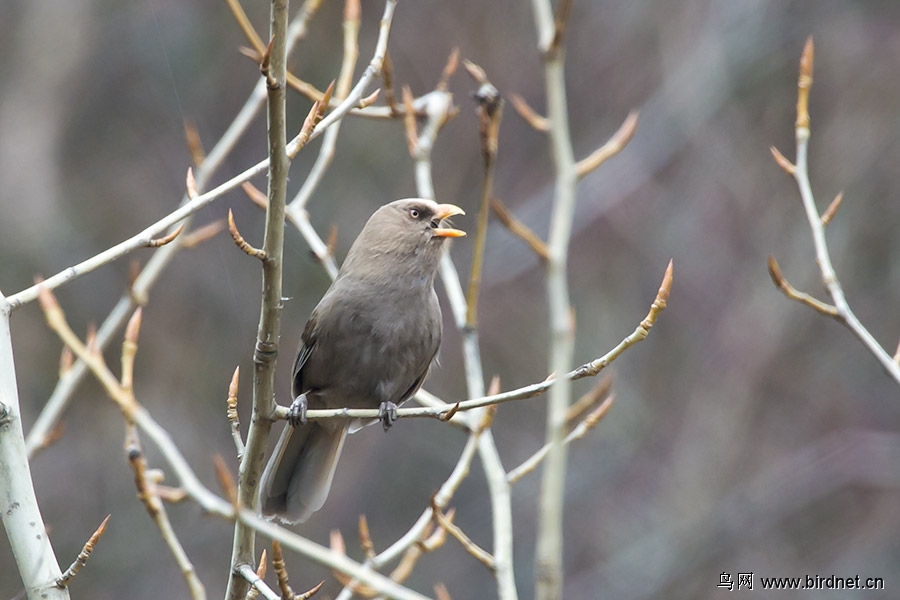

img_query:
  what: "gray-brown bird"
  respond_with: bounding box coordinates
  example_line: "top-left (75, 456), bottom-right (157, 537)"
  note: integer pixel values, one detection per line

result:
top-left (259, 198), bottom-right (466, 523)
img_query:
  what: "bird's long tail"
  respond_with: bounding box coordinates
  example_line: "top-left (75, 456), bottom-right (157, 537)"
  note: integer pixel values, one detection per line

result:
top-left (259, 422), bottom-right (348, 523)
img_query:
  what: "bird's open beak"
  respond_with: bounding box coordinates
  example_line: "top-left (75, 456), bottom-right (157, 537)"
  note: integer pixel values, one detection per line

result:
top-left (433, 203), bottom-right (466, 238)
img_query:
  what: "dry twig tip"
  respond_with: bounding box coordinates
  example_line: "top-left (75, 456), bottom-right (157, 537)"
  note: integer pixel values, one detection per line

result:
top-left (56, 515), bottom-right (111, 588)
top-left (797, 36), bottom-right (814, 130)
top-left (146, 224), bottom-right (184, 248)
top-left (820, 191), bottom-right (844, 226)
top-left (770, 145), bottom-right (796, 175)
top-left (228, 209), bottom-right (267, 259)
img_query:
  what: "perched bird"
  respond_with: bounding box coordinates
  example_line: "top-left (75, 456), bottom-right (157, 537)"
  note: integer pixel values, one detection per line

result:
top-left (259, 198), bottom-right (466, 523)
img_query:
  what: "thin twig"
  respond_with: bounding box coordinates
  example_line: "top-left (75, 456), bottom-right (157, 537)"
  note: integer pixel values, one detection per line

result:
top-left (228, 209), bottom-right (267, 259)
top-left (507, 393), bottom-right (614, 485)
top-left (146, 224), bottom-right (185, 248)
top-left (432, 506), bottom-right (495, 570)
top-left (247, 550), bottom-right (267, 600)
top-left (564, 374), bottom-right (613, 426)
top-left (38, 286), bottom-right (234, 513)
top-left (772, 37), bottom-right (900, 386)
top-left (180, 219), bottom-right (225, 249)
top-left (237, 564), bottom-right (281, 600)
top-left (184, 121), bottom-right (206, 166)
top-left (509, 93), bottom-right (549, 132)
top-left (435, 583), bottom-right (452, 600)
top-left (490, 197), bottom-right (549, 261)
top-left (574, 110), bottom-right (639, 179)
top-left (358, 514), bottom-right (376, 561)
top-left (55, 516), bottom-right (110, 588)
top-left (391, 523), bottom-right (448, 584)
top-left (126, 426), bottom-right (207, 600)
top-left (285, 0), bottom-right (361, 213)
top-left (226, 366), bottom-right (245, 458)
top-left (214, 454), bottom-right (239, 508)
top-left (464, 60), bottom-right (503, 329)
top-left (225, 0), bottom-right (266, 57)
top-left (573, 259), bottom-right (673, 379)
top-left (767, 256), bottom-right (838, 317)
top-left (334, 413), bottom-right (486, 600)
top-left (820, 191), bottom-right (843, 226)
top-left (271, 541), bottom-right (294, 599)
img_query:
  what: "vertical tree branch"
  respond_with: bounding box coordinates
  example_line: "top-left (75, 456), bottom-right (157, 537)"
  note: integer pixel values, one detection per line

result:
top-left (410, 88), bottom-right (519, 600)
top-left (225, 1), bottom-right (289, 598)
top-left (0, 293), bottom-right (69, 600)
top-left (533, 4), bottom-right (578, 599)
top-left (785, 39), bottom-right (900, 386)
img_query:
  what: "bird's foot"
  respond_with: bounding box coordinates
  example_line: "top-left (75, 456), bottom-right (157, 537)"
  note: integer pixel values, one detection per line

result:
top-left (379, 401), bottom-right (398, 431)
top-left (287, 394), bottom-right (308, 427)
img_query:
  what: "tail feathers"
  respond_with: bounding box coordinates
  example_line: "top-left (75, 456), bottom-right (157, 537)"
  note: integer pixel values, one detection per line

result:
top-left (259, 422), bottom-right (348, 523)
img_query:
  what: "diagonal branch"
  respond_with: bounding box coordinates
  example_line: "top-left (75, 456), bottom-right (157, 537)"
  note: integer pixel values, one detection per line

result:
top-left (770, 37), bottom-right (900, 387)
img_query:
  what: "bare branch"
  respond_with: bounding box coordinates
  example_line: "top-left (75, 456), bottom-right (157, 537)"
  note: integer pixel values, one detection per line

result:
top-left (432, 506), bottom-right (496, 571)
top-left (225, 0), bottom-right (266, 57)
top-left (382, 52), bottom-right (399, 115)
top-left (358, 514), bottom-right (376, 561)
top-left (564, 374), bottom-right (613, 426)
top-left (770, 145), bottom-right (796, 175)
top-left (183, 121), bottom-right (206, 166)
top-left (507, 394), bottom-right (615, 485)
top-left (490, 197), bottom-right (549, 261)
top-left (573, 259), bottom-right (673, 379)
top-left (437, 47), bottom-right (460, 91)
top-left (225, 0), bottom-right (291, 595)
top-left (767, 256), bottom-right (838, 317)
top-left (464, 61), bottom-right (504, 329)
top-left (179, 219), bottom-right (225, 249)
top-left (820, 191), bottom-right (844, 226)
top-left (228, 209), bottom-right (267, 260)
top-left (402, 85), bottom-right (419, 156)
top-left (509, 93), bottom-right (549, 132)
top-left (226, 366), bottom-right (245, 458)
top-left (214, 454), bottom-right (239, 508)
top-left (237, 563), bottom-right (280, 600)
top-left (126, 426), bottom-right (206, 600)
top-left (771, 37), bottom-right (900, 386)
top-left (548, 0), bottom-right (574, 53)
top-left (574, 110), bottom-right (639, 179)
top-left (534, 0), bottom-right (581, 589)
top-left (796, 36), bottom-right (813, 130)
top-left (55, 515), bottom-right (110, 588)
top-left (145, 224), bottom-right (184, 248)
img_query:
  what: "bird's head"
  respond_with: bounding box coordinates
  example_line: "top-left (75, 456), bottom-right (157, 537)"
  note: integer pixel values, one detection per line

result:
top-left (341, 198), bottom-right (466, 281)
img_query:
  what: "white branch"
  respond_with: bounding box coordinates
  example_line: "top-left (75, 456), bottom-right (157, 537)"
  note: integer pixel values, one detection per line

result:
top-left (0, 295), bottom-right (69, 599)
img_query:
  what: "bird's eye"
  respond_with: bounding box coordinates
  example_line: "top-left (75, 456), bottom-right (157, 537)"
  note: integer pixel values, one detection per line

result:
top-left (409, 208), bottom-right (420, 219)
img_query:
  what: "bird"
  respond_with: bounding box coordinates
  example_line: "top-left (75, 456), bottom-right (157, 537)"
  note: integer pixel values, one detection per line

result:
top-left (259, 198), bottom-right (466, 523)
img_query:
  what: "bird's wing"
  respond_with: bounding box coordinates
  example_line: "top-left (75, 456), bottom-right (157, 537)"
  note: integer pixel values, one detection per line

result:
top-left (291, 316), bottom-right (317, 399)
top-left (399, 364), bottom-right (431, 405)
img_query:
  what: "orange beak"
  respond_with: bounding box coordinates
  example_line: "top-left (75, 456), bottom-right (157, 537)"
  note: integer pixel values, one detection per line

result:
top-left (433, 203), bottom-right (466, 238)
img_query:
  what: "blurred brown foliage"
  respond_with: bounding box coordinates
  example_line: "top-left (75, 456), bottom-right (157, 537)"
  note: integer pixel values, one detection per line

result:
top-left (2, 0), bottom-right (900, 598)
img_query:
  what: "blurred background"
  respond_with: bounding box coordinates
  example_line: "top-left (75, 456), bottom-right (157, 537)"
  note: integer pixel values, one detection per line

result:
top-left (2, 0), bottom-right (900, 598)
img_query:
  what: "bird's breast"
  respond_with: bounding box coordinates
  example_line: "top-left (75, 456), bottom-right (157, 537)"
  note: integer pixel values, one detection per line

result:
top-left (300, 280), bottom-right (441, 409)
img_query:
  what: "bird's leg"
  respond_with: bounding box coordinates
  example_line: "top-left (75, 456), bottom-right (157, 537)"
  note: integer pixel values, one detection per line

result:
top-left (287, 394), bottom-right (309, 427)
top-left (378, 401), bottom-right (398, 431)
